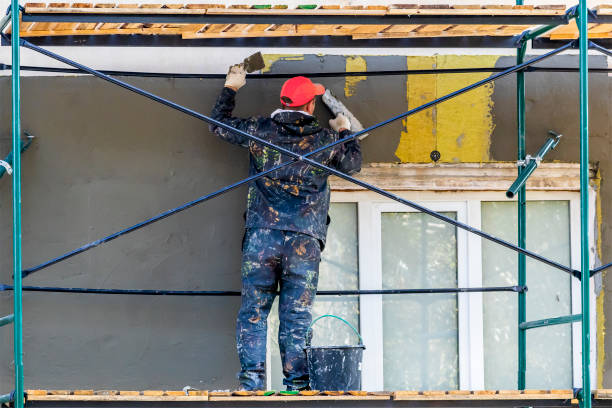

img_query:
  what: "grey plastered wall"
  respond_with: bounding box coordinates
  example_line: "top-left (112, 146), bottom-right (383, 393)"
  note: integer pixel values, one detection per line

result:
top-left (0, 55), bottom-right (406, 390)
top-left (490, 54), bottom-right (612, 387)
top-left (0, 52), bottom-right (611, 390)
top-left (0, 75), bottom-right (251, 390)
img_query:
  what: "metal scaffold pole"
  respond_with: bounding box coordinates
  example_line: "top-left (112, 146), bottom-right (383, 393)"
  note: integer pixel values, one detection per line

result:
top-left (11, 0), bottom-right (24, 406)
top-left (516, 37), bottom-right (527, 391)
top-left (516, 0), bottom-right (527, 388)
top-left (578, 1), bottom-right (591, 407)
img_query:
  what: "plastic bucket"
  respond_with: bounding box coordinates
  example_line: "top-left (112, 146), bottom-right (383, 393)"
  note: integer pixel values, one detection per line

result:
top-left (305, 314), bottom-right (365, 391)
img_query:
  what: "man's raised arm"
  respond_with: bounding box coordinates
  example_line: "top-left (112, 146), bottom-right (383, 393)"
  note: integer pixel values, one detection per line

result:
top-left (210, 64), bottom-right (255, 148)
top-left (329, 114), bottom-right (362, 175)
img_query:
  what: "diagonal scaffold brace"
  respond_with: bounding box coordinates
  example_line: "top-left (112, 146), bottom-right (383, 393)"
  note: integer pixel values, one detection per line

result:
top-left (589, 41), bottom-right (612, 58)
top-left (17, 39), bottom-right (582, 281)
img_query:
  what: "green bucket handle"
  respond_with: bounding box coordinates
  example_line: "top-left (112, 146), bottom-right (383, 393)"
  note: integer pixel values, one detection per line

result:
top-left (306, 314), bottom-right (364, 346)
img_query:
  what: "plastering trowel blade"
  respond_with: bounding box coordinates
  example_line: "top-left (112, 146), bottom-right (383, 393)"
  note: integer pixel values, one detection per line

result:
top-left (243, 52), bottom-right (265, 73)
top-left (322, 89), bottom-right (368, 140)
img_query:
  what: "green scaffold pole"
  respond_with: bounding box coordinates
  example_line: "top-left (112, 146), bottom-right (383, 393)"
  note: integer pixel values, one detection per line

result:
top-left (515, 0), bottom-right (527, 391)
top-left (578, 1), bottom-right (591, 407)
top-left (11, 0), bottom-right (24, 406)
top-left (516, 37), bottom-right (527, 391)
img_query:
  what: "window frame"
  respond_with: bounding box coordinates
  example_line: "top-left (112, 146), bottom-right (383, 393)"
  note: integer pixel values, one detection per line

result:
top-left (331, 189), bottom-right (596, 391)
top-left (357, 200), bottom-right (471, 391)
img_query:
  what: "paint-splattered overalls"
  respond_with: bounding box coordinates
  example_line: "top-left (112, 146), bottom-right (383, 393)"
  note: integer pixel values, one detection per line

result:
top-left (211, 87), bottom-right (362, 390)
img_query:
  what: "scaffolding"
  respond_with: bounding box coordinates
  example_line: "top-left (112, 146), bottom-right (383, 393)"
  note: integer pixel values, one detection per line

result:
top-left (1, 2), bottom-right (611, 408)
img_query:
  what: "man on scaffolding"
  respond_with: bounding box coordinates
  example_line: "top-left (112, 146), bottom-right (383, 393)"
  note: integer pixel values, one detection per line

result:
top-left (210, 64), bottom-right (362, 391)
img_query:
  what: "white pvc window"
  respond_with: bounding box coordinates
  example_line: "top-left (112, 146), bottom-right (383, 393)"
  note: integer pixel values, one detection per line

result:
top-left (382, 210), bottom-right (460, 390)
top-left (266, 191), bottom-right (595, 391)
top-left (482, 201), bottom-right (572, 389)
top-left (362, 202), bottom-right (468, 391)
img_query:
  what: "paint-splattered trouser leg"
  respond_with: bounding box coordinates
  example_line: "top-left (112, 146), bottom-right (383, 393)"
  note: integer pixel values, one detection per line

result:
top-left (278, 231), bottom-right (321, 390)
top-left (236, 228), bottom-right (282, 390)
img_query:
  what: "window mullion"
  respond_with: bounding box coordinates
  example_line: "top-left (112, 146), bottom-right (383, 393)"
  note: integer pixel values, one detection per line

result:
top-left (570, 197), bottom-right (582, 388)
top-left (358, 201), bottom-right (384, 391)
top-left (465, 199), bottom-right (485, 390)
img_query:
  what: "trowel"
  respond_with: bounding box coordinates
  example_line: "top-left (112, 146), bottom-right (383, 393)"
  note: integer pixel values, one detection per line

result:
top-left (322, 89), bottom-right (368, 140)
top-left (242, 51), bottom-right (266, 73)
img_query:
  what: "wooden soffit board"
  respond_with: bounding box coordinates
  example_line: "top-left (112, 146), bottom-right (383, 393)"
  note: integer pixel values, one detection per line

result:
top-left (11, 3), bottom-right (610, 40)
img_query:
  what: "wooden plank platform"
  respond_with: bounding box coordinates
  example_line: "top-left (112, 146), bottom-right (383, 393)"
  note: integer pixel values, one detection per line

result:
top-left (24, 389), bottom-right (612, 402)
top-left (394, 389), bottom-right (574, 400)
top-left (26, 390), bottom-right (209, 402)
top-left (23, 4), bottom-right (569, 16)
top-left (9, 3), bottom-right (611, 42)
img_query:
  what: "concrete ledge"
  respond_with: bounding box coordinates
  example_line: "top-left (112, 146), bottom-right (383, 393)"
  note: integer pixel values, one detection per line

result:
top-left (330, 162), bottom-right (596, 192)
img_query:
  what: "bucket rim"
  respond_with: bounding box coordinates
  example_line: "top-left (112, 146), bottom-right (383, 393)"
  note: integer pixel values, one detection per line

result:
top-left (306, 345), bottom-right (366, 350)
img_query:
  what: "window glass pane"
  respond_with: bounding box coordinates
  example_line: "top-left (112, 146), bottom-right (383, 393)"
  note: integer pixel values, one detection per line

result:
top-left (269, 203), bottom-right (359, 390)
top-left (482, 201), bottom-right (572, 389)
top-left (382, 212), bottom-right (458, 391)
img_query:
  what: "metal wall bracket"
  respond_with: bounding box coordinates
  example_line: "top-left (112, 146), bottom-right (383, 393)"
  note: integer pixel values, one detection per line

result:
top-left (517, 154), bottom-right (541, 167)
top-left (507, 130), bottom-right (562, 198)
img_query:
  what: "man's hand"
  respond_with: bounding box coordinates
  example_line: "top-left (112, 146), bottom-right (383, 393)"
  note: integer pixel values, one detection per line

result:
top-left (329, 113), bottom-right (351, 132)
top-left (225, 64), bottom-right (246, 91)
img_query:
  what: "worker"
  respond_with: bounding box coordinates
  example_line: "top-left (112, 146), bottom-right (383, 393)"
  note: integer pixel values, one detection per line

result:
top-left (210, 64), bottom-right (362, 391)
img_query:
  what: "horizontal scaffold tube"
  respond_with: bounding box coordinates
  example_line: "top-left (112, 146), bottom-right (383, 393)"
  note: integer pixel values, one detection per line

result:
top-left (19, 39), bottom-right (581, 280)
top-left (0, 313), bottom-right (14, 327)
top-left (0, 284), bottom-right (526, 296)
top-left (2, 63), bottom-right (612, 78)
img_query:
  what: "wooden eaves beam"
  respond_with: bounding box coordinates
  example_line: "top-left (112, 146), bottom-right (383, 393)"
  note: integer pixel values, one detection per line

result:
top-left (21, 6), bottom-right (580, 26)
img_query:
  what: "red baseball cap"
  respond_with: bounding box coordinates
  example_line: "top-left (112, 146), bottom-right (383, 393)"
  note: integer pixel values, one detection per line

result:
top-left (280, 76), bottom-right (325, 107)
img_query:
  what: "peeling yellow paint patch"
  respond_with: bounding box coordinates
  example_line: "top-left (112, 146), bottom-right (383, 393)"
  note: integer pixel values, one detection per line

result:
top-left (593, 171), bottom-right (605, 389)
top-left (261, 54), bottom-right (304, 73)
top-left (395, 55), bottom-right (500, 163)
top-left (597, 287), bottom-right (605, 389)
top-left (595, 170), bottom-right (603, 261)
top-left (345, 56), bottom-right (367, 98)
top-left (396, 57), bottom-right (437, 162)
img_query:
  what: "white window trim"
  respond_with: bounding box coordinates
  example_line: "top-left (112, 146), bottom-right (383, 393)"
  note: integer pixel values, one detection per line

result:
top-left (331, 189), bottom-right (597, 391)
top-left (357, 200), bottom-right (472, 391)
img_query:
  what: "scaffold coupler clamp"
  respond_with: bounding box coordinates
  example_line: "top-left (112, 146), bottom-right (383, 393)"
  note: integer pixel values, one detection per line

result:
top-left (1, 390), bottom-right (17, 408)
top-left (517, 154), bottom-right (539, 168)
top-left (573, 387), bottom-right (583, 400)
top-left (515, 30), bottom-right (530, 47)
top-left (564, 5), bottom-right (579, 22)
top-left (0, 160), bottom-right (12, 175)
top-left (2, 4), bottom-right (24, 18)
